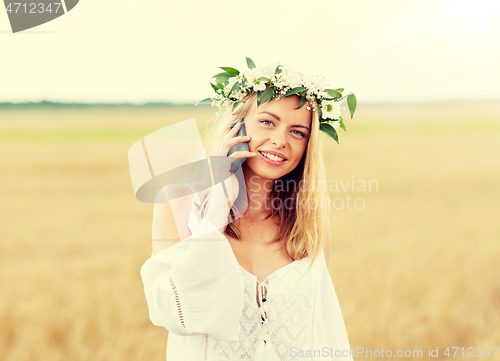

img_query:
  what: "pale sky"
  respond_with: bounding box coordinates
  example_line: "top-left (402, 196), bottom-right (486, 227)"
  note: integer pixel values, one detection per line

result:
top-left (1, 0), bottom-right (499, 104)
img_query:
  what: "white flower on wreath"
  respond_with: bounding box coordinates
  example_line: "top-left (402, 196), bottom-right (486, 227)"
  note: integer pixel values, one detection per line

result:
top-left (243, 64), bottom-right (274, 84)
top-left (286, 70), bottom-right (304, 89)
top-left (321, 99), bottom-right (342, 120)
top-left (308, 74), bottom-right (328, 91)
top-left (326, 119), bottom-right (341, 130)
top-left (242, 68), bottom-right (258, 84)
top-left (253, 81), bottom-right (267, 92)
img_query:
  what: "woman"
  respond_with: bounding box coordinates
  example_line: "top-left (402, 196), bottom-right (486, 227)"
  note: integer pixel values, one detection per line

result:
top-left (140, 58), bottom-right (356, 360)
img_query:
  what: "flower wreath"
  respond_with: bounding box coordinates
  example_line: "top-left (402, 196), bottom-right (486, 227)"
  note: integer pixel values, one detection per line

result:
top-left (198, 57), bottom-right (357, 144)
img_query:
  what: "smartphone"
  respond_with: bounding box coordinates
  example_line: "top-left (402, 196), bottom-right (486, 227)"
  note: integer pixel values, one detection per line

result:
top-left (227, 118), bottom-right (249, 173)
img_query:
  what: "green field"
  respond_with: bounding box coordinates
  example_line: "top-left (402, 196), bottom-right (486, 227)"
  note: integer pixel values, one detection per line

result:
top-left (1, 102), bottom-right (499, 360)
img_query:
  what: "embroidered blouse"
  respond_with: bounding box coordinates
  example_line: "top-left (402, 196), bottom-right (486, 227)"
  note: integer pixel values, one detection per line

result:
top-left (140, 193), bottom-right (353, 360)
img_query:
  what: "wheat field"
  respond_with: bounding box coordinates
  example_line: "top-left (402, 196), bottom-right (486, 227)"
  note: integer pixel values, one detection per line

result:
top-left (0, 102), bottom-right (499, 361)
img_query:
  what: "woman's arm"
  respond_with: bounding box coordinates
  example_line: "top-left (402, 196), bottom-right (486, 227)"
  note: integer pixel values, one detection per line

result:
top-left (141, 208), bottom-right (245, 340)
top-left (152, 186), bottom-right (187, 256)
top-left (141, 124), bottom-right (255, 338)
top-left (151, 183), bottom-right (229, 258)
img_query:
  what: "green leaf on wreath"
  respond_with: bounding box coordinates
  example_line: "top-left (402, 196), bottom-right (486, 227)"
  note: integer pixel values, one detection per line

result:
top-left (213, 72), bottom-right (231, 84)
top-left (283, 87), bottom-right (307, 98)
top-left (219, 67), bottom-right (240, 76)
top-left (196, 98), bottom-right (212, 106)
top-left (210, 81), bottom-right (220, 92)
top-left (320, 123), bottom-right (339, 144)
top-left (246, 57), bottom-right (256, 69)
top-left (257, 86), bottom-right (275, 107)
top-left (255, 76), bottom-right (271, 83)
top-left (229, 81), bottom-right (241, 96)
top-left (347, 93), bottom-right (357, 119)
top-left (339, 117), bottom-right (346, 132)
top-left (325, 88), bottom-right (342, 98)
top-left (295, 95), bottom-right (307, 110)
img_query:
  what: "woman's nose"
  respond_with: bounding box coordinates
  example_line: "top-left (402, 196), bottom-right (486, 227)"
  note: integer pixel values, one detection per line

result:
top-left (271, 130), bottom-right (286, 148)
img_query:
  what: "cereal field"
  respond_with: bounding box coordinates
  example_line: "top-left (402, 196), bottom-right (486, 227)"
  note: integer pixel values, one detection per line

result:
top-left (1, 101), bottom-right (499, 360)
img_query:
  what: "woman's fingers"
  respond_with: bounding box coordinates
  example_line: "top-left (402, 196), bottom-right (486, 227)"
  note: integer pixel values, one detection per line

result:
top-left (211, 151), bottom-right (255, 172)
top-left (216, 124), bottom-right (249, 157)
top-left (228, 151), bottom-right (257, 160)
top-left (224, 135), bottom-right (251, 149)
top-left (224, 121), bottom-right (241, 138)
top-left (209, 150), bottom-right (255, 185)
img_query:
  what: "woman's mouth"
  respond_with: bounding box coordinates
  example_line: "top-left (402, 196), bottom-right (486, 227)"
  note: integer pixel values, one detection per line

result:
top-left (258, 151), bottom-right (287, 165)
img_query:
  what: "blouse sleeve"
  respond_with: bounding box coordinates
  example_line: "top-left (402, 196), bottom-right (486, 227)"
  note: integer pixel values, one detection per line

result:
top-left (140, 218), bottom-right (244, 342)
top-left (316, 248), bottom-right (354, 360)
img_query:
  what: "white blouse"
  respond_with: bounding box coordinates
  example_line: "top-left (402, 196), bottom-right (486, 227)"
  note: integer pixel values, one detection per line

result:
top-left (140, 194), bottom-right (353, 360)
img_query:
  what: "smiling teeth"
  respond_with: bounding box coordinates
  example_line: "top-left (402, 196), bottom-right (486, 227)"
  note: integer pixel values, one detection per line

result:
top-left (261, 152), bottom-right (285, 162)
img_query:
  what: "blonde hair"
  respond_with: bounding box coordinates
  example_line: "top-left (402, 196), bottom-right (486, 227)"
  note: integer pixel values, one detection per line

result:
top-left (197, 93), bottom-right (331, 268)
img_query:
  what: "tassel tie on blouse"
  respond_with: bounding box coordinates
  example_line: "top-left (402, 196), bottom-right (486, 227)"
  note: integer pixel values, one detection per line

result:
top-left (254, 281), bottom-right (280, 361)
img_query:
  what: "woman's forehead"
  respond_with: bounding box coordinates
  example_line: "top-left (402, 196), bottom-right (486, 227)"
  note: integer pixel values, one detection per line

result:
top-left (248, 96), bottom-right (312, 125)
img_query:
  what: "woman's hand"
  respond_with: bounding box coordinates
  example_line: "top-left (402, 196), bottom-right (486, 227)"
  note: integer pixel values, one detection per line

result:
top-left (205, 122), bottom-right (256, 231)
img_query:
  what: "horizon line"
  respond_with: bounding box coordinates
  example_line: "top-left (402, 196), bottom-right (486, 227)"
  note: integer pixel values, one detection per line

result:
top-left (0, 98), bottom-right (499, 109)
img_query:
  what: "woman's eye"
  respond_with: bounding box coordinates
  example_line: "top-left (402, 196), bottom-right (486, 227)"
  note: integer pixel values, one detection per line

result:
top-left (261, 120), bottom-right (305, 137)
top-left (292, 130), bottom-right (305, 137)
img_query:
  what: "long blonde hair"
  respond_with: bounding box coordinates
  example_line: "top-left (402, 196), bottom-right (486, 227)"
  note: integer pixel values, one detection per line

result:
top-left (198, 93), bottom-right (330, 267)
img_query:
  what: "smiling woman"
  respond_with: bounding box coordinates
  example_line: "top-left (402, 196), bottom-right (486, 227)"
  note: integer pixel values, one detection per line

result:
top-left (139, 58), bottom-right (356, 361)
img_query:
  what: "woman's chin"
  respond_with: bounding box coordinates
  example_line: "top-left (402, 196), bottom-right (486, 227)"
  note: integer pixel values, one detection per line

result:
top-left (242, 161), bottom-right (285, 181)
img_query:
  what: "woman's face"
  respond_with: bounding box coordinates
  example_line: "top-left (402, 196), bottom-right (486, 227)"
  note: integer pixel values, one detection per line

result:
top-left (242, 95), bottom-right (312, 180)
